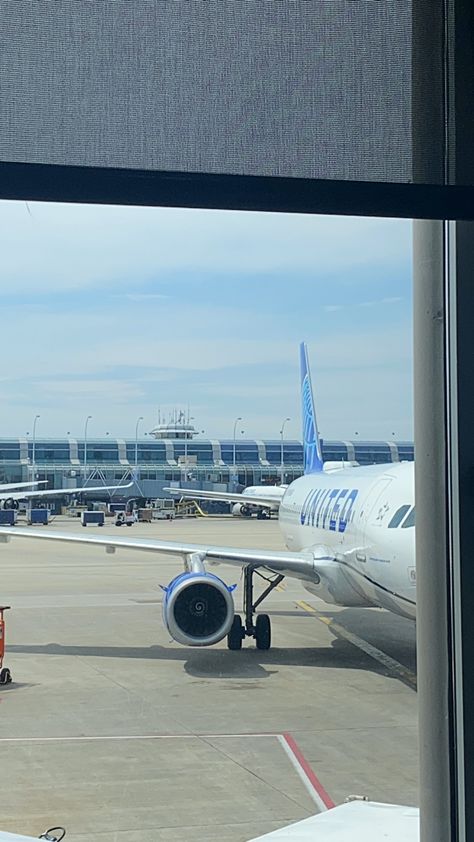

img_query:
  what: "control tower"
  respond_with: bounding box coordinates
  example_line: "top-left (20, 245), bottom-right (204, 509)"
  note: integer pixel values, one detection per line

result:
top-left (149, 409), bottom-right (199, 441)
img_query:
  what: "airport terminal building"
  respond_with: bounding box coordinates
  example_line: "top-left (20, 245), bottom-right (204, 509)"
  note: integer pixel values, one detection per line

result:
top-left (0, 435), bottom-right (415, 500)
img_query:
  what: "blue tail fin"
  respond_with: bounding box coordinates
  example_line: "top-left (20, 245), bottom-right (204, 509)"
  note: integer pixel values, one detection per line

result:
top-left (300, 342), bottom-right (323, 474)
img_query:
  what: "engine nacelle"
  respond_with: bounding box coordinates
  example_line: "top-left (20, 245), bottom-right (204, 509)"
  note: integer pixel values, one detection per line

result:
top-left (2, 498), bottom-right (19, 510)
top-left (162, 571), bottom-right (235, 646)
top-left (232, 503), bottom-right (252, 517)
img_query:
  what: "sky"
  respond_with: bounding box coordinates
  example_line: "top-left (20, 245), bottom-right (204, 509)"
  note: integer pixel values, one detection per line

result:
top-left (0, 201), bottom-right (412, 442)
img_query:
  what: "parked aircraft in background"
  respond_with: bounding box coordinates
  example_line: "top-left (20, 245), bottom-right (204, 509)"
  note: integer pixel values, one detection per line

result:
top-left (0, 344), bottom-right (415, 652)
top-left (165, 483), bottom-right (286, 518)
top-left (0, 481), bottom-right (134, 509)
top-left (0, 481), bottom-right (48, 492)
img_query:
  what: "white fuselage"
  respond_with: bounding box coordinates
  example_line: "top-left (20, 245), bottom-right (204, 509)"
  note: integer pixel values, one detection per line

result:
top-left (244, 486), bottom-right (286, 499)
top-left (278, 462), bottom-right (416, 620)
top-left (243, 485), bottom-right (285, 509)
top-left (232, 485), bottom-right (285, 516)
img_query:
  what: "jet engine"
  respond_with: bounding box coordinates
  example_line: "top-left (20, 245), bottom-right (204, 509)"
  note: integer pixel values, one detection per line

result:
top-left (2, 498), bottom-right (19, 510)
top-left (162, 571), bottom-right (235, 646)
top-left (232, 503), bottom-right (252, 517)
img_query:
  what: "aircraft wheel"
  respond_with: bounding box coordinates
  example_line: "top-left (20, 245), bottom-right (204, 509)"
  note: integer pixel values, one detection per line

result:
top-left (227, 615), bottom-right (243, 650)
top-left (255, 614), bottom-right (271, 650)
top-left (0, 667), bottom-right (12, 685)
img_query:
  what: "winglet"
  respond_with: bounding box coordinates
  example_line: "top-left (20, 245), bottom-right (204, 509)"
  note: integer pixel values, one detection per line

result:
top-left (300, 342), bottom-right (323, 473)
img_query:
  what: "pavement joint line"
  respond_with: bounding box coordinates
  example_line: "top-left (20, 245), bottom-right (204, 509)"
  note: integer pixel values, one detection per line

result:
top-left (198, 734), bottom-right (314, 814)
top-left (296, 600), bottom-right (417, 691)
top-left (0, 730), bottom-right (334, 813)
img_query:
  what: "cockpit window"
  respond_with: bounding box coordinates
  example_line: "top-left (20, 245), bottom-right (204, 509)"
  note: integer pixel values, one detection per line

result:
top-left (401, 507), bottom-right (415, 528)
top-left (387, 504), bottom-right (411, 528)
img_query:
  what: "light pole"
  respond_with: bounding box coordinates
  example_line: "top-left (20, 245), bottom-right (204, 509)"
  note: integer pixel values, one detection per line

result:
top-left (135, 416), bottom-right (144, 468)
top-left (232, 415), bottom-right (242, 474)
top-left (32, 414), bottom-right (40, 483)
top-left (184, 416), bottom-right (194, 476)
top-left (280, 417), bottom-right (290, 484)
top-left (232, 417), bottom-right (242, 477)
top-left (84, 415), bottom-right (92, 481)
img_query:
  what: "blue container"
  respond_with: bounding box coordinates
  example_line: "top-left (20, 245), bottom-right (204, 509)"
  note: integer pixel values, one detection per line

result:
top-left (28, 508), bottom-right (49, 525)
top-left (81, 511), bottom-right (105, 527)
top-left (0, 510), bottom-right (17, 525)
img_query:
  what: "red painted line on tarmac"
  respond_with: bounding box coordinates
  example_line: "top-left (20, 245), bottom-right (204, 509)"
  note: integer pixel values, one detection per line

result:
top-left (282, 732), bottom-right (335, 809)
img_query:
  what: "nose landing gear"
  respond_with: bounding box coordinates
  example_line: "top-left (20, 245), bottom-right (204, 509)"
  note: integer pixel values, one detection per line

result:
top-left (227, 566), bottom-right (284, 650)
top-left (0, 605), bottom-right (12, 685)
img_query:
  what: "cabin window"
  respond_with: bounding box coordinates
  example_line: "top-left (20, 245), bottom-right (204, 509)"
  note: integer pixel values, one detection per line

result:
top-left (401, 507), bottom-right (416, 528)
top-left (387, 504), bottom-right (411, 528)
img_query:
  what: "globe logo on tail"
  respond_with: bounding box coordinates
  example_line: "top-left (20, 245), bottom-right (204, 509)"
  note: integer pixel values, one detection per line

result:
top-left (302, 374), bottom-right (321, 473)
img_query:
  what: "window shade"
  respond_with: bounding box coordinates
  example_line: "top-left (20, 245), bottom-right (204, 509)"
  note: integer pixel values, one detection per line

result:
top-left (0, 2), bottom-right (412, 183)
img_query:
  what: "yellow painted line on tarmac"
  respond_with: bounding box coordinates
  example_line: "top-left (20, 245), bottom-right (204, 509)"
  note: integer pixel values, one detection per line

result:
top-left (296, 599), bottom-right (316, 612)
top-left (296, 601), bottom-right (417, 691)
top-left (276, 582), bottom-right (287, 593)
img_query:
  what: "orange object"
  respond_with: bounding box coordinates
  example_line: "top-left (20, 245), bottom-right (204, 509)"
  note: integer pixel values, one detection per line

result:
top-left (0, 606), bottom-right (12, 684)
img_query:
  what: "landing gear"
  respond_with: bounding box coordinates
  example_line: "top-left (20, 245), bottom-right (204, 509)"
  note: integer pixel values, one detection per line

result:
top-left (0, 667), bottom-right (11, 685)
top-left (226, 566), bottom-right (283, 650)
top-left (255, 614), bottom-right (271, 650)
top-left (227, 615), bottom-right (243, 650)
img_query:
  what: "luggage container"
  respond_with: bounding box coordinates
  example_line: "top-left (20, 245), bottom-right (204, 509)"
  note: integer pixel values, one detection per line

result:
top-left (81, 511), bottom-right (105, 527)
top-left (138, 508), bottom-right (152, 522)
top-left (0, 510), bottom-right (17, 526)
top-left (27, 508), bottom-right (50, 525)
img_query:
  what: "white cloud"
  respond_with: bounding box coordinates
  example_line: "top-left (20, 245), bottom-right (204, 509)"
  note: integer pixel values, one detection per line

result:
top-left (120, 293), bottom-right (170, 302)
top-left (37, 379), bottom-right (145, 402)
top-left (0, 201), bottom-right (410, 292)
top-left (0, 205), bottom-right (412, 439)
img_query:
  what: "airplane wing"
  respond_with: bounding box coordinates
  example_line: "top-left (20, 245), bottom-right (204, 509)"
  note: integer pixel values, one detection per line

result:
top-left (0, 481), bottom-right (48, 492)
top-left (0, 526), bottom-right (329, 579)
top-left (163, 487), bottom-right (282, 509)
top-left (247, 801), bottom-right (419, 841)
top-left (0, 482), bottom-right (134, 501)
top-left (0, 527), bottom-right (354, 649)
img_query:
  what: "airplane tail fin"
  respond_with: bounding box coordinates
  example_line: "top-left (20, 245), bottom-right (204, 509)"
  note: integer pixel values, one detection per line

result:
top-left (300, 342), bottom-right (324, 474)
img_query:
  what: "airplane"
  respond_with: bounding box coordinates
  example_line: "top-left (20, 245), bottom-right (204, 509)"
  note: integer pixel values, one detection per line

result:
top-left (164, 483), bottom-right (286, 518)
top-left (0, 481), bottom-right (48, 493)
top-left (0, 343), bottom-right (415, 651)
top-left (247, 798), bottom-right (418, 841)
top-left (0, 481), bottom-right (134, 509)
top-left (164, 457), bottom-right (360, 519)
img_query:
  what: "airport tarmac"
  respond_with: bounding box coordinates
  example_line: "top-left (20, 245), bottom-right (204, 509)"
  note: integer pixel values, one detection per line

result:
top-left (0, 515), bottom-right (418, 841)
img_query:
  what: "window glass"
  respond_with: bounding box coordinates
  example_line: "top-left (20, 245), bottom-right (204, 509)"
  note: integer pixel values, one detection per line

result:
top-left (402, 507), bottom-right (416, 528)
top-left (1, 202), bottom-right (415, 840)
top-left (388, 504), bottom-right (411, 528)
